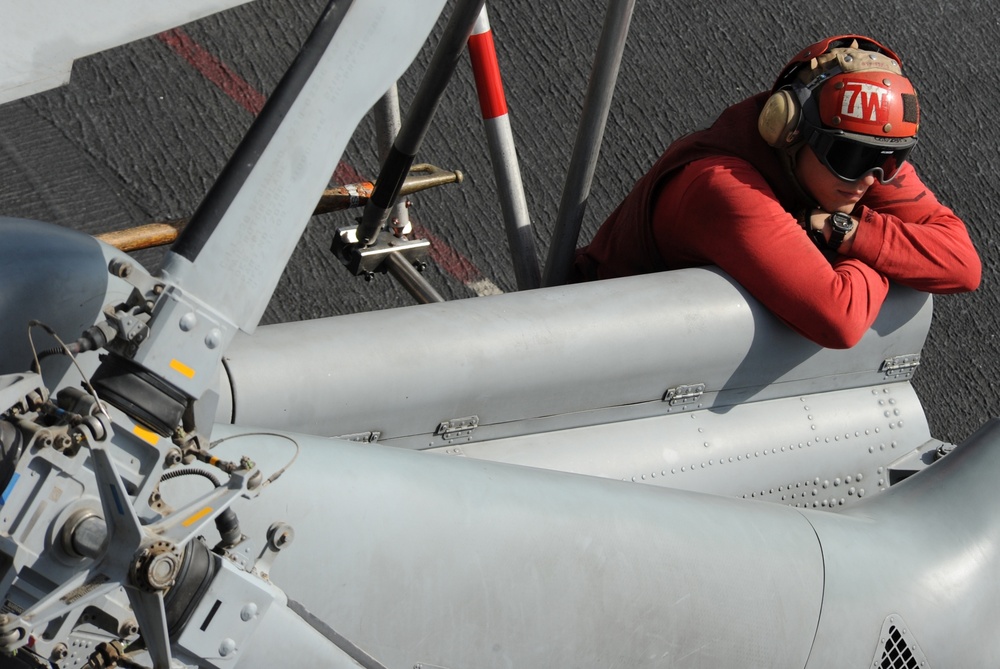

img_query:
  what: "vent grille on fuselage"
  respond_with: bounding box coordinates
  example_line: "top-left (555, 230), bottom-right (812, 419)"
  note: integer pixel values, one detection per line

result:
top-left (877, 624), bottom-right (919, 669)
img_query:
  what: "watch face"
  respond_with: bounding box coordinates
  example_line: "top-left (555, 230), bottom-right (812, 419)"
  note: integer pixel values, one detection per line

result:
top-left (831, 212), bottom-right (855, 233)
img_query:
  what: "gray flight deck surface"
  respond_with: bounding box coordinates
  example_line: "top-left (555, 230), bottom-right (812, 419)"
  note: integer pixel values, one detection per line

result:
top-left (0, 0), bottom-right (995, 443)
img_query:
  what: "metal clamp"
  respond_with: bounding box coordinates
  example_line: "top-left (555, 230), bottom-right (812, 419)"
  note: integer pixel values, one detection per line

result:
top-left (332, 225), bottom-right (432, 277)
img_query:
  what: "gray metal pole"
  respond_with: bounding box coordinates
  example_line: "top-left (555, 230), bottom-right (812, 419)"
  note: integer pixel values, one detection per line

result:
top-left (373, 85), bottom-right (412, 236)
top-left (385, 253), bottom-right (445, 304)
top-left (541, 0), bottom-right (635, 287)
top-left (470, 6), bottom-right (540, 290)
top-left (375, 86), bottom-right (442, 303)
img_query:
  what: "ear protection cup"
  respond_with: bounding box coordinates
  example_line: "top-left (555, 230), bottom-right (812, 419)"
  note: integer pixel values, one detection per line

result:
top-left (758, 89), bottom-right (801, 147)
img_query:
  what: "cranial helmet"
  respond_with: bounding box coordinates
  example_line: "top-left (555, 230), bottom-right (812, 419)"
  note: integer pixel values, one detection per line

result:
top-left (758, 35), bottom-right (920, 183)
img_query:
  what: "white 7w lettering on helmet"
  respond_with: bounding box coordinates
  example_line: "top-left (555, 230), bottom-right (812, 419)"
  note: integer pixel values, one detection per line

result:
top-left (841, 83), bottom-right (890, 124)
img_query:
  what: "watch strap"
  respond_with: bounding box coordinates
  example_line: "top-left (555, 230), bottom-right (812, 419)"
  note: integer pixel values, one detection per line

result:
top-left (828, 212), bottom-right (855, 251)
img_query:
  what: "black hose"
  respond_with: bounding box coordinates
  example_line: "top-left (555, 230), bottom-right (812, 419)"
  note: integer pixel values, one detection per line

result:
top-left (159, 468), bottom-right (222, 488)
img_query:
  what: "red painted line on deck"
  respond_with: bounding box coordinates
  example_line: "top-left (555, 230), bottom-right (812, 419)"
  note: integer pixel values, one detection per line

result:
top-left (411, 224), bottom-right (481, 284)
top-left (156, 27), bottom-right (491, 291)
top-left (156, 29), bottom-right (266, 116)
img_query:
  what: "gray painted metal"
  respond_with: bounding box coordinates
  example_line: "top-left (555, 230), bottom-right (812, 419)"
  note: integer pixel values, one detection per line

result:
top-left (121, 0), bottom-right (449, 403)
top-left (443, 384), bottom-right (932, 505)
top-left (216, 266), bottom-right (934, 507)
top-left (194, 426), bottom-right (826, 669)
top-left (801, 418), bottom-right (1000, 667)
top-left (156, 0), bottom-right (447, 335)
top-left (217, 268), bottom-right (931, 437)
top-left (0, 218), bottom-right (133, 390)
top-left (176, 419), bottom-right (1000, 668)
top-left (174, 557), bottom-right (365, 668)
top-left (0, 0), bottom-right (256, 103)
top-left (0, 2), bottom-right (452, 664)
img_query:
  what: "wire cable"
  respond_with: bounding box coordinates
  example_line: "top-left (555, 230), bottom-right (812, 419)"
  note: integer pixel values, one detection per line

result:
top-left (27, 320), bottom-right (112, 423)
top-left (209, 431), bottom-right (300, 486)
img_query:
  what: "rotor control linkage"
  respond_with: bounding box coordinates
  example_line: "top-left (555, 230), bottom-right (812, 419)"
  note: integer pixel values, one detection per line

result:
top-left (331, 226), bottom-right (431, 278)
top-left (330, 223), bottom-right (445, 303)
top-left (94, 164), bottom-right (462, 253)
top-left (0, 421), bottom-right (261, 669)
top-left (353, 0), bottom-right (486, 250)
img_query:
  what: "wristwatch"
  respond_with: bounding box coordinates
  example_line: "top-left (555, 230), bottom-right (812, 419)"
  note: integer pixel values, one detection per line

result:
top-left (827, 212), bottom-right (856, 251)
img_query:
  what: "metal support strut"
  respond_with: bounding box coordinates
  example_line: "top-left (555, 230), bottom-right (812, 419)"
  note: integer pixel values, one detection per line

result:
top-left (468, 5), bottom-right (540, 290)
top-left (354, 0), bottom-right (487, 250)
top-left (542, 0), bottom-right (636, 287)
top-left (374, 84), bottom-right (412, 237)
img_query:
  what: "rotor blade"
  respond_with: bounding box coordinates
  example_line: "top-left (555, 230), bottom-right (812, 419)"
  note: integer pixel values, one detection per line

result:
top-left (158, 0), bottom-right (447, 335)
top-left (0, 0), bottom-right (255, 103)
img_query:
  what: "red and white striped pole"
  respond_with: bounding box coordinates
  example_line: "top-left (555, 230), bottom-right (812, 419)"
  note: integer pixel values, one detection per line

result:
top-left (468, 5), bottom-right (540, 290)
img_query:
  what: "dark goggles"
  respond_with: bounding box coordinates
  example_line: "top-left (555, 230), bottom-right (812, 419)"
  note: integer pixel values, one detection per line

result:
top-left (806, 128), bottom-right (915, 183)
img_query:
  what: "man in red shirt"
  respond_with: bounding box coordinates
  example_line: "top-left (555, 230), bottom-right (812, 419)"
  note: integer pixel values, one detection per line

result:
top-left (573, 35), bottom-right (980, 348)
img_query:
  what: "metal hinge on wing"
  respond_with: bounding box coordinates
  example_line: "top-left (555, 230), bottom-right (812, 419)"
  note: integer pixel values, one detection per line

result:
top-left (662, 383), bottom-right (706, 406)
top-left (436, 415), bottom-right (479, 441)
top-left (881, 354), bottom-right (921, 379)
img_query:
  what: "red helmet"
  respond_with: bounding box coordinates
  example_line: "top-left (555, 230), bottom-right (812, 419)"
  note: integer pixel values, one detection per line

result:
top-left (759, 35), bottom-right (920, 182)
top-left (816, 69), bottom-right (920, 141)
top-left (770, 35), bottom-right (904, 92)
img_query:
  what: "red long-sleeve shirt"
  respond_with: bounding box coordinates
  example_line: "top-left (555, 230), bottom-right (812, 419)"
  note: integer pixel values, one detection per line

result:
top-left (575, 93), bottom-right (980, 348)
